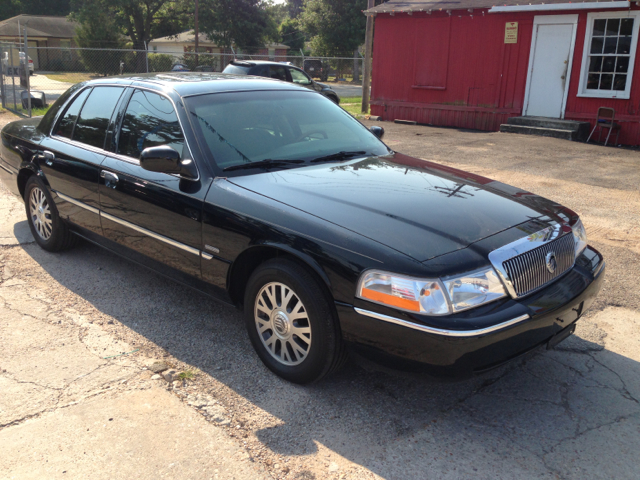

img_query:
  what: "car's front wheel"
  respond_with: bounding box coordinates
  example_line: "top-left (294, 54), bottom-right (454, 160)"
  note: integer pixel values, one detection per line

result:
top-left (244, 258), bottom-right (347, 384)
top-left (24, 176), bottom-right (77, 252)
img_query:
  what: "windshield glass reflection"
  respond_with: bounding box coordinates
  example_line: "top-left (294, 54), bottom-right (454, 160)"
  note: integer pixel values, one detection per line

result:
top-left (185, 91), bottom-right (389, 171)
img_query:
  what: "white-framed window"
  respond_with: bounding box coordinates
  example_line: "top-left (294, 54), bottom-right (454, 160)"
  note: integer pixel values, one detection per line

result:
top-left (578, 11), bottom-right (640, 99)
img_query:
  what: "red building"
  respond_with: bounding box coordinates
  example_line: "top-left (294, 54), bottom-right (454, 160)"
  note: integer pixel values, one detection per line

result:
top-left (366, 0), bottom-right (640, 145)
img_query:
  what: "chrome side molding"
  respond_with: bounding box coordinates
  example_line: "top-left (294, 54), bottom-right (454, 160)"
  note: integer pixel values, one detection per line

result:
top-left (55, 190), bottom-right (208, 259)
top-left (56, 191), bottom-right (100, 215)
top-left (100, 211), bottom-right (201, 257)
top-left (354, 307), bottom-right (530, 337)
top-left (205, 245), bottom-right (220, 254)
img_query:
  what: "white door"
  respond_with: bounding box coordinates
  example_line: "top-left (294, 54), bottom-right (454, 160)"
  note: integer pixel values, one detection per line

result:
top-left (524, 16), bottom-right (577, 118)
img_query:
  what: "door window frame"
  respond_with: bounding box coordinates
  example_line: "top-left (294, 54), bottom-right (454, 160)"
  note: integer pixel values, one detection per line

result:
top-left (51, 86), bottom-right (93, 141)
top-left (523, 14), bottom-right (578, 118)
top-left (288, 67), bottom-right (312, 86)
top-left (51, 86), bottom-right (129, 154)
top-left (110, 87), bottom-right (201, 181)
top-left (577, 10), bottom-right (640, 100)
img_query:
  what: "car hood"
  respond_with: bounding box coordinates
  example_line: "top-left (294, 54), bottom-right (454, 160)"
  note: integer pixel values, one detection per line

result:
top-left (227, 154), bottom-right (573, 262)
top-left (315, 82), bottom-right (333, 90)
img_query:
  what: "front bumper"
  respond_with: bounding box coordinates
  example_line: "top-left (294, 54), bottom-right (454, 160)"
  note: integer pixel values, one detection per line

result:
top-left (338, 245), bottom-right (605, 376)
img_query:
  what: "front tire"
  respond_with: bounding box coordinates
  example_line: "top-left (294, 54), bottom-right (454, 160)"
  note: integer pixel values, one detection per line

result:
top-left (24, 176), bottom-right (77, 252)
top-left (244, 258), bottom-right (347, 384)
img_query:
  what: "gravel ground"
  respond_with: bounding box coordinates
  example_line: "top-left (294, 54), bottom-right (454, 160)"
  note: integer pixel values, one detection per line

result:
top-left (1, 109), bottom-right (639, 479)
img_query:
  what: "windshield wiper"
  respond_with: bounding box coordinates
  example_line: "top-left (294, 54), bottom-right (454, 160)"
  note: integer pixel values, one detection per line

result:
top-left (223, 159), bottom-right (305, 172)
top-left (310, 151), bottom-right (368, 163)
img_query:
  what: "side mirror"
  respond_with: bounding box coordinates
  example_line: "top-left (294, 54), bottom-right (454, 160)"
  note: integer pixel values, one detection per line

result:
top-left (139, 145), bottom-right (197, 179)
top-left (370, 126), bottom-right (384, 140)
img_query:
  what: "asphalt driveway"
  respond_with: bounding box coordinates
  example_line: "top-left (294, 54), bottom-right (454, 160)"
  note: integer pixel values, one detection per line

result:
top-left (1, 108), bottom-right (639, 479)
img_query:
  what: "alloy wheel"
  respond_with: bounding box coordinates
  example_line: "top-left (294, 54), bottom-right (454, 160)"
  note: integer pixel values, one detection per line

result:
top-left (29, 187), bottom-right (53, 240)
top-left (254, 282), bottom-right (312, 366)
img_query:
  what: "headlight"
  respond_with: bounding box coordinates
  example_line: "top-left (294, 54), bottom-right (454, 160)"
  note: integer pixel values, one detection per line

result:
top-left (442, 268), bottom-right (507, 313)
top-left (572, 219), bottom-right (588, 257)
top-left (357, 271), bottom-right (449, 315)
top-left (357, 267), bottom-right (507, 315)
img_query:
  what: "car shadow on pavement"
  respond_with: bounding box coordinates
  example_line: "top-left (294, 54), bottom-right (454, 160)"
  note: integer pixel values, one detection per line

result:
top-left (19, 233), bottom-right (640, 479)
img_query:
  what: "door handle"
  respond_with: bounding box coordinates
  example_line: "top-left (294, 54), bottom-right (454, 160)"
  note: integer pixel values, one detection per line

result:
top-left (100, 170), bottom-right (119, 188)
top-left (43, 150), bottom-right (55, 166)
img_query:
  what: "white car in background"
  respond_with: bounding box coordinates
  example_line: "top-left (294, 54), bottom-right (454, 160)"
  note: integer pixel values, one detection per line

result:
top-left (2, 51), bottom-right (34, 75)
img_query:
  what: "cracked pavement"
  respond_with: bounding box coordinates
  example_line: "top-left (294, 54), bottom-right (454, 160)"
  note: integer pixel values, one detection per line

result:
top-left (0, 109), bottom-right (639, 479)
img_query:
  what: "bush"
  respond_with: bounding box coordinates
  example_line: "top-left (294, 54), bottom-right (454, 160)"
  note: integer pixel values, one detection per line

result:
top-left (179, 53), bottom-right (219, 71)
top-left (148, 53), bottom-right (174, 72)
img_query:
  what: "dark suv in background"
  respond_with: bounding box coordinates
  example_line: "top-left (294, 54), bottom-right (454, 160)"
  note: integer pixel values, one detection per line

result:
top-left (302, 58), bottom-right (327, 81)
top-left (223, 60), bottom-right (340, 105)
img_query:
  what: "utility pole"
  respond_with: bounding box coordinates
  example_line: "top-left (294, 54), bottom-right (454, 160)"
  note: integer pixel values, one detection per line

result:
top-left (194, 0), bottom-right (199, 67)
top-left (361, 0), bottom-right (375, 114)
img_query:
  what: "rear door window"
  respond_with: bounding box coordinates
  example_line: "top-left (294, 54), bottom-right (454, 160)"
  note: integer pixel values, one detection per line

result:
top-left (251, 65), bottom-right (269, 77)
top-left (117, 89), bottom-right (185, 160)
top-left (54, 88), bottom-right (91, 139)
top-left (268, 66), bottom-right (289, 81)
top-left (72, 86), bottom-right (125, 149)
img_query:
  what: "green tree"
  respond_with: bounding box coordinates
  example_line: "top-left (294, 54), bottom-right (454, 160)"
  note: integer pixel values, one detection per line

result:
top-left (70, 0), bottom-right (189, 72)
top-left (0, 0), bottom-right (23, 22)
top-left (279, 17), bottom-right (304, 51)
top-left (198, 0), bottom-right (276, 52)
top-left (299, 0), bottom-right (366, 57)
top-left (286, 0), bottom-right (303, 18)
top-left (267, 1), bottom-right (289, 26)
top-left (1, 0), bottom-right (72, 22)
top-left (70, 6), bottom-right (126, 75)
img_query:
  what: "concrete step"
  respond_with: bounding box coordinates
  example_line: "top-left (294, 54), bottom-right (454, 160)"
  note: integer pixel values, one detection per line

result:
top-left (504, 116), bottom-right (591, 141)
top-left (499, 124), bottom-right (576, 141)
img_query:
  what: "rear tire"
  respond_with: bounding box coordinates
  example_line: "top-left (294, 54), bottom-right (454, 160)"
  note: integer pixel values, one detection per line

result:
top-left (24, 176), bottom-right (78, 252)
top-left (244, 258), bottom-right (347, 384)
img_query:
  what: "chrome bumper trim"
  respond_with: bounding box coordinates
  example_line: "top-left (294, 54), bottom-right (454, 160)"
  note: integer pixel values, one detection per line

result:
top-left (56, 191), bottom-right (100, 215)
top-left (354, 308), bottom-right (531, 337)
top-left (100, 211), bottom-right (201, 257)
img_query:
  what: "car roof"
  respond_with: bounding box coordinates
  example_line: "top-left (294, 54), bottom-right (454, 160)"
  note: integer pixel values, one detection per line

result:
top-left (83, 72), bottom-right (310, 97)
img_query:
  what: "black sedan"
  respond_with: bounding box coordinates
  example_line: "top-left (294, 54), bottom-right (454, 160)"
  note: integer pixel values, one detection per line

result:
top-left (222, 60), bottom-right (341, 105)
top-left (0, 74), bottom-right (604, 384)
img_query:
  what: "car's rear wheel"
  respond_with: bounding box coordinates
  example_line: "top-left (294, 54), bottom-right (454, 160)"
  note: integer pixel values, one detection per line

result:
top-left (24, 176), bottom-right (77, 252)
top-left (244, 258), bottom-right (347, 384)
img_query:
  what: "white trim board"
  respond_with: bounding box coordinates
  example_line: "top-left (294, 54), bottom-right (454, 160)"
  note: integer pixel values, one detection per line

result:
top-left (489, 2), bottom-right (630, 13)
top-left (576, 10), bottom-right (640, 100)
top-left (523, 14), bottom-right (579, 118)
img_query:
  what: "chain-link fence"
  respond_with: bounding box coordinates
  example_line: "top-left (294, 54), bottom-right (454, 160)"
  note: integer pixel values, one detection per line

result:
top-left (1, 43), bottom-right (365, 118)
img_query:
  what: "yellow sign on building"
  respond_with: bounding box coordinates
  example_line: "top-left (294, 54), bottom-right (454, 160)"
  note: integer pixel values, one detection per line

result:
top-left (505, 22), bottom-right (518, 44)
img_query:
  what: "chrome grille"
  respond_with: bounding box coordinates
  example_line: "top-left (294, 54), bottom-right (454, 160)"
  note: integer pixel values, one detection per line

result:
top-left (502, 233), bottom-right (575, 297)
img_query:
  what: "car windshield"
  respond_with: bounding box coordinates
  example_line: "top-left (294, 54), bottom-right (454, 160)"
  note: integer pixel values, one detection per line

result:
top-left (185, 90), bottom-right (389, 172)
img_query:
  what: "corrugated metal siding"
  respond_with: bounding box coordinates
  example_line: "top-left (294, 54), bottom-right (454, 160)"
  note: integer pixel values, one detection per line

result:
top-left (371, 7), bottom-right (640, 145)
top-left (564, 11), bottom-right (640, 145)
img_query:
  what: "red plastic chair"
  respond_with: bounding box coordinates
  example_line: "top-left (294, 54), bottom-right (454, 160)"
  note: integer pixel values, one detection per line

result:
top-left (586, 107), bottom-right (621, 146)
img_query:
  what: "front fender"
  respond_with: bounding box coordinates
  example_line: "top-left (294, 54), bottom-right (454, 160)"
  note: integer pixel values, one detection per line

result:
top-left (245, 241), bottom-right (333, 290)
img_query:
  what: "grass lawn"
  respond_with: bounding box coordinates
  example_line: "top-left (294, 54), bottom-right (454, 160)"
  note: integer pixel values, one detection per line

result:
top-left (340, 96), bottom-right (369, 116)
top-left (14, 104), bottom-right (52, 117)
top-left (43, 72), bottom-right (100, 84)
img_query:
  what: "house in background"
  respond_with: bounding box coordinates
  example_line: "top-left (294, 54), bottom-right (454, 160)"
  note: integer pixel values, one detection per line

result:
top-left (148, 31), bottom-right (291, 70)
top-left (366, 0), bottom-right (640, 145)
top-left (0, 14), bottom-right (78, 70)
